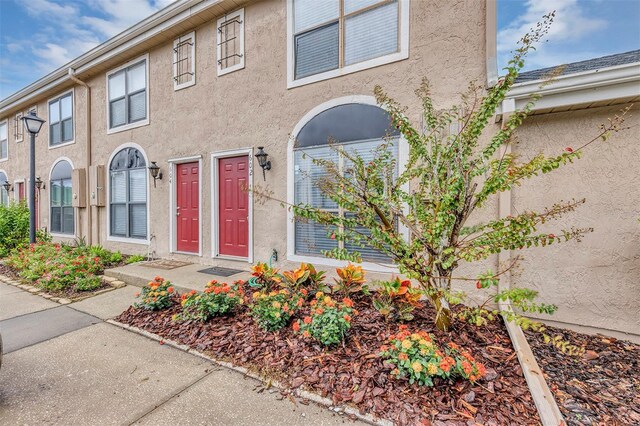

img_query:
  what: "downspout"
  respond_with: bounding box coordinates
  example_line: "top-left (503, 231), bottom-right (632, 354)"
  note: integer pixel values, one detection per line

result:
top-left (68, 68), bottom-right (93, 246)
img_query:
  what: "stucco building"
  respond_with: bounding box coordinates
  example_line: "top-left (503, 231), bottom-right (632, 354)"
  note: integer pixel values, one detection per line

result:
top-left (0, 0), bottom-right (638, 340)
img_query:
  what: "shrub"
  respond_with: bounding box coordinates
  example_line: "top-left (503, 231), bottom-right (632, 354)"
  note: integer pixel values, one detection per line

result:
top-left (134, 276), bottom-right (175, 310)
top-left (0, 203), bottom-right (29, 257)
top-left (125, 254), bottom-right (145, 264)
top-left (250, 288), bottom-right (302, 331)
top-left (372, 278), bottom-right (422, 322)
top-left (294, 293), bottom-right (354, 345)
top-left (175, 280), bottom-right (243, 322)
top-left (332, 264), bottom-right (368, 296)
top-left (75, 276), bottom-right (102, 292)
top-left (281, 263), bottom-right (328, 296)
top-left (380, 325), bottom-right (486, 386)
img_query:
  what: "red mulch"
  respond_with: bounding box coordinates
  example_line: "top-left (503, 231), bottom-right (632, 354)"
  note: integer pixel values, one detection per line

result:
top-left (526, 326), bottom-right (640, 426)
top-left (115, 291), bottom-right (539, 425)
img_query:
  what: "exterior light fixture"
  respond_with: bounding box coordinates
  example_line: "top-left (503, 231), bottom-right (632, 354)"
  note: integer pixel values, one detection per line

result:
top-left (2, 181), bottom-right (11, 193)
top-left (35, 177), bottom-right (44, 191)
top-left (255, 146), bottom-right (271, 181)
top-left (21, 111), bottom-right (46, 244)
top-left (148, 161), bottom-right (163, 187)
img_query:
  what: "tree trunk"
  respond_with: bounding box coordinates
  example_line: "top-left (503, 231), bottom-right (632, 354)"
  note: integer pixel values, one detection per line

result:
top-left (431, 294), bottom-right (452, 331)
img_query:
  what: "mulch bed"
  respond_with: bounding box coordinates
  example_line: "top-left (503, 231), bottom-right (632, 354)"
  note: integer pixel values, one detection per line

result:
top-left (116, 290), bottom-right (540, 425)
top-left (526, 326), bottom-right (640, 426)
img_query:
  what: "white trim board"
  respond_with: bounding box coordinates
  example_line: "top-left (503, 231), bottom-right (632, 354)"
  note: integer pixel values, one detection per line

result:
top-left (210, 148), bottom-right (254, 263)
top-left (168, 156), bottom-right (203, 257)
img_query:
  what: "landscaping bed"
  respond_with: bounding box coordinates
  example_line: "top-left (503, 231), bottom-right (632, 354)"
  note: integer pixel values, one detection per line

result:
top-left (116, 288), bottom-right (540, 425)
top-left (526, 326), bottom-right (640, 426)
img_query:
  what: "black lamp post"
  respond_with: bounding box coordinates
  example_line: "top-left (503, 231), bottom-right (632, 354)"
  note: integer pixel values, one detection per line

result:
top-left (35, 177), bottom-right (44, 191)
top-left (148, 161), bottom-right (162, 187)
top-left (255, 146), bottom-right (271, 181)
top-left (22, 111), bottom-right (46, 244)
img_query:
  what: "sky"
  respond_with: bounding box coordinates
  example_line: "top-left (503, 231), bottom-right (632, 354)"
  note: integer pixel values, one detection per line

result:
top-left (1, 0), bottom-right (639, 99)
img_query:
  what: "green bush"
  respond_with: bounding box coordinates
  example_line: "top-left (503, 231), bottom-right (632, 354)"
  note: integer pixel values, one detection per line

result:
top-left (75, 276), bottom-right (102, 292)
top-left (0, 203), bottom-right (30, 257)
top-left (125, 254), bottom-right (145, 264)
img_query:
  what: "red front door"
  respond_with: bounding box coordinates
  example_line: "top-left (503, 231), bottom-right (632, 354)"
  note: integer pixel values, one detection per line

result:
top-left (176, 162), bottom-right (199, 253)
top-left (17, 182), bottom-right (25, 202)
top-left (218, 156), bottom-right (249, 258)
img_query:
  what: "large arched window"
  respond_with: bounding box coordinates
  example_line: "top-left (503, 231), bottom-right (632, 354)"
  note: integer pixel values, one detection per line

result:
top-left (293, 102), bottom-right (400, 263)
top-left (0, 171), bottom-right (9, 207)
top-left (50, 160), bottom-right (74, 234)
top-left (109, 147), bottom-right (147, 239)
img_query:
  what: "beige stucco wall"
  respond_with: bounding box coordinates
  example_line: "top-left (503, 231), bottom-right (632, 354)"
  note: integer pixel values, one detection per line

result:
top-left (510, 104), bottom-right (640, 338)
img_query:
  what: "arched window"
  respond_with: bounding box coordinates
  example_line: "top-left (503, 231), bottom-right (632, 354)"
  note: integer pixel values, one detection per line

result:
top-left (109, 147), bottom-right (147, 239)
top-left (0, 171), bottom-right (9, 207)
top-left (50, 160), bottom-right (74, 234)
top-left (293, 102), bottom-right (400, 262)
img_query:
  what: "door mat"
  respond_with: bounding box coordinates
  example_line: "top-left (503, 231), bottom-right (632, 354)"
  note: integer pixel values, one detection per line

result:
top-left (198, 266), bottom-right (246, 277)
top-left (141, 260), bottom-right (192, 270)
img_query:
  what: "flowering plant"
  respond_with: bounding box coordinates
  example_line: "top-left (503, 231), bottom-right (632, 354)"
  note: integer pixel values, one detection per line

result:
top-left (372, 278), bottom-right (422, 322)
top-left (294, 293), bottom-right (355, 345)
top-left (174, 280), bottom-right (243, 322)
top-left (332, 264), bottom-right (368, 296)
top-left (281, 262), bottom-right (328, 296)
top-left (134, 276), bottom-right (175, 310)
top-left (380, 325), bottom-right (486, 386)
top-left (250, 288), bottom-right (302, 331)
top-left (249, 262), bottom-right (282, 292)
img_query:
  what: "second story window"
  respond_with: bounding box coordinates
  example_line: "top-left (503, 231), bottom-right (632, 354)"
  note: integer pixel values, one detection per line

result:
top-left (107, 56), bottom-right (148, 133)
top-left (217, 9), bottom-right (245, 76)
top-left (14, 112), bottom-right (23, 143)
top-left (173, 32), bottom-right (196, 90)
top-left (289, 0), bottom-right (408, 87)
top-left (48, 92), bottom-right (74, 146)
top-left (0, 120), bottom-right (7, 161)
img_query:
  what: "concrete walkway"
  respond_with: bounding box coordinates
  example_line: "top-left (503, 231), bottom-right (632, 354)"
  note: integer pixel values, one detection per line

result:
top-left (0, 282), bottom-right (363, 425)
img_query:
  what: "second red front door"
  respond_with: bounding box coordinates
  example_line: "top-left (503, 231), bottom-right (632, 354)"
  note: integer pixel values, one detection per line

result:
top-left (218, 156), bottom-right (249, 258)
top-left (176, 162), bottom-right (199, 253)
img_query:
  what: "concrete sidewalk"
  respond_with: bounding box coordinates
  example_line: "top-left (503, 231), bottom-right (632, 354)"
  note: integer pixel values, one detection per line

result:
top-left (0, 282), bottom-right (362, 425)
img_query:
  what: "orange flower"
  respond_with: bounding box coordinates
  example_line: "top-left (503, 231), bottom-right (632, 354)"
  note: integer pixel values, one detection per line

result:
top-left (342, 297), bottom-right (354, 308)
top-left (302, 330), bottom-right (310, 338)
top-left (462, 361), bottom-right (473, 375)
top-left (398, 353), bottom-right (409, 361)
top-left (315, 308), bottom-right (324, 315)
top-left (292, 321), bottom-right (300, 332)
top-left (296, 298), bottom-right (304, 307)
top-left (448, 342), bottom-right (461, 351)
top-left (300, 289), bottom-right (308, 296)
top-left (167, 287), bottom-right (174, 293)
top-left (303, 316), bottom-right (312, 324)
top-left (343, 314), bottom-right (351, 322)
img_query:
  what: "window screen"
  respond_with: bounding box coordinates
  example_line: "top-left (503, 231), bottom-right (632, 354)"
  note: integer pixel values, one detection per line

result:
top-left (109, 147), bottom-right (147, 239)
top-left (108, 60), bottom-right (147, 129)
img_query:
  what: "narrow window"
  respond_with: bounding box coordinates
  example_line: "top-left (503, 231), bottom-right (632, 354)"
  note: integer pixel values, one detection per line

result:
top-left (292, 0), bottom-right (402, 81)
top-left (48, 92), bottom-right (74, 146)
top-left (109, 147), bottom-right (147, 239)
top-left (173, 32), bottom-right (196, 90)
top-left (0, 171), bottom-right (8, 206)
top-left (14, 112), bottom-right (23, 142)
top-left (108, 58), bottom-right (148, 130)
top-left (50, 160), bottom-right (74, 235)
top-left (0, 121), bottom-right (7, 161)
top-left (217, 9), bottom-right (245, 76)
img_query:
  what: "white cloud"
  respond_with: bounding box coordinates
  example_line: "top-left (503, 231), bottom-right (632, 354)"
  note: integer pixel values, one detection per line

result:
top-left (498, 0), bottom-right (609, 70)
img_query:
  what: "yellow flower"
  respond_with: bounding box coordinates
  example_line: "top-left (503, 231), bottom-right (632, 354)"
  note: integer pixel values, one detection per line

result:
top-left (316, 292), bottom-right (323, 299)
top-left (160, 291), bottom-right (167, 296)
top-left (269, 291), bottom-right (277, 297)
top-left (272, 301), bottom-right (281, 309)
top-left (412, 362), bottom-right (423, 373)
top-left (419, 340), bottom-right (432, 348)
top-left (401, 339), bottom-right (412, 349)
top-left (252, 291), bottom-right (261, 299)
top-left (428, 364), bottom-right (438, 375)
top-left (274, 312), bottom-right (281, 318)
top-left (411, 333), bottom-right (421, 341)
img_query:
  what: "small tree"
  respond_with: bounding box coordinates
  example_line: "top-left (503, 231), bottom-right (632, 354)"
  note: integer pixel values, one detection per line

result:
top-left (263, 14), bottom-right (630, 330)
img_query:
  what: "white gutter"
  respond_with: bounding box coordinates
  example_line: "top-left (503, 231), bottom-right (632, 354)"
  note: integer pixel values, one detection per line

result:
top-left (0, 0), bottom-right (225, 115)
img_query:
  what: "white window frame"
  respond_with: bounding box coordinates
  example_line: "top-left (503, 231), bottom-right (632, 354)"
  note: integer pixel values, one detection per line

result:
top-left (287, 95), bottom-right (409, 273)
top-left (168, 155), bottom-right (203, 256)
top-left (106, 54), bottom-right (150, 135)
top-left (286, 0), bottom-right (409, 89)
top-left (47, 89), bottom-right (75, 149)
top-left (0, 119), bottom-right (8, 162)
top-left (216, 9), bottom-right (245, 76)
top-left (14, 112), bottom-right (24, 143)
top-left (13, 178), bottom-right (25, 203)
top-left (210, 148), bottom-right (254, 263)
top-left (173, 31), bottom-right (196, 90)
top-left (49, 157), bottom-right (76, 238)
top-left (106, 142), bottom-right (151, 245)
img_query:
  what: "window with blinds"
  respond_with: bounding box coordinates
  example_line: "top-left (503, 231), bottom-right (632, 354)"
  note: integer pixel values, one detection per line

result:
top-left (173, 32), bottom-right (196, 90)
top-left (14, 112), bottom-right (23, 143)
top-left (0, 120), bottom-right (7, 160)
top-left (109, 147), bottom-right (147, 239)
top-left (0, 171), bottom-right (8, 206)
top-left (48, 92), bottom-right (74, 146)
top-left (217, 9), bottom-right (245, 76)
top-left (50, 160), bottom-right (74, 235)
top-left (107, 57), bottom-right (148, 131)
top-left (292, 0), bottom-right (401, 80)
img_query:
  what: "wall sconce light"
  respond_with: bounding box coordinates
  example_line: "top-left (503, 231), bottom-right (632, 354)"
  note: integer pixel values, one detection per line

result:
top-left (255, 146), bottom-right (271, 181)
top-left (35, 176), bottom-right (45, 191)
top-left (148, 161), bottom-right (163, 187)
top-left (2, 180), bottom-right (12, 193)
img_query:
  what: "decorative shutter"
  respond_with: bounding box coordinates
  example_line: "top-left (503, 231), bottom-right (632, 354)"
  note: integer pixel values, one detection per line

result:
top-left (344, 1), bottom-right (398, 66)
top-left (295, 23), bottom-right (339, 79)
